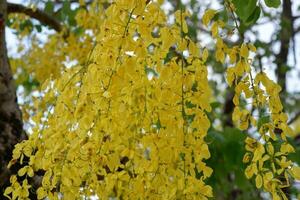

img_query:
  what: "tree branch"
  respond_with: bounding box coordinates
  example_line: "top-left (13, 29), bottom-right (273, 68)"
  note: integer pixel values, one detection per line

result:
top-left (295, 26), bottom-right (300, 34)
top-left (7, 2), bottom-right (62, 32)
top-left (292, 14), bottom-right (300, 20)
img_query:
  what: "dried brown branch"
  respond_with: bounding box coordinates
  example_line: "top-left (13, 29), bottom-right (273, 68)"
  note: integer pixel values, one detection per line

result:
top-left (7, 2), bottom-right (62, 32)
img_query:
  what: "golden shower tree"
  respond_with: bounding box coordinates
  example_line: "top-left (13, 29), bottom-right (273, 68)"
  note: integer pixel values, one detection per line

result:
top-left (1, 0), bottom-right (300, 199)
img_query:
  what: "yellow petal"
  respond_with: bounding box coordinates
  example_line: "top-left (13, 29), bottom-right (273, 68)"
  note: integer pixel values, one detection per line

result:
top-left (240, 44), bottom-right (249, 58)
top-left (255, 174), bottom-right (263, 188)
top-left (291, 166), bottom-right (300, 180)
top-left (202, 9), bottom-right (217, 26)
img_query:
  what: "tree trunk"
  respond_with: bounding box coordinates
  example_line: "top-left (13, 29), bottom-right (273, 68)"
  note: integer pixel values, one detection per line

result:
top-left (275, 0), bottom-right (293, 95)
top-left (0, 0), bottom-right (27, 197)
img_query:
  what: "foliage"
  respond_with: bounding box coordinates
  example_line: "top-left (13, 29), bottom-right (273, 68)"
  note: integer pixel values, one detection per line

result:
top-left (232, 0), bottom-right (280, 27)
top-left (4, 0), bottom-right (300, 199)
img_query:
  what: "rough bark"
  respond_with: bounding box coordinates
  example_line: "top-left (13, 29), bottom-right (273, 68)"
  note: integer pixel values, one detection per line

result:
top-left (0, 0), bottom-right (27, 197)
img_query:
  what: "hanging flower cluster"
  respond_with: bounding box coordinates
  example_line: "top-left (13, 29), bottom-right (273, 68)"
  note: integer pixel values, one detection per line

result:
top-left (5, 1), bottom-right (213, 199)
top-left (203, 4), bottom-right (300, 200)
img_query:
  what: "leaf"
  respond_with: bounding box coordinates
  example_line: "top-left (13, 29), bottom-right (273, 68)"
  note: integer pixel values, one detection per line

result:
top-left (257, 116), bottom-right (270, 130)
top-left (264, 0), bottom-right (281, 8)
top-left (37, 187), bottom-right (47, 199)
top-left (185, 101), bottom-right (196, 108)
top-left (202, 48), bottom-right (209, 62)
top-left (18, 167), bottom-right (27, 177)
top-left (244, 6), bottom-right (261, 26)
top-left (19, 19), bottom-right (33, 32)
top-left (202, 9), bottom-right (217, 26)
top-left (182, 20), bottom-right (188, 33)
top-left (240, 44), bottom-right (249, 58)
top-left (45, 1), bottom-right (54, 14)
top-left (255, 174), bottom-right (263, 188)
top-left (210, 102), bottom-right (221, 109)
top-left (291, 166), bottom-right (300, 180)
top-left (27, 167), bottom-right (34, 177)
top-left (232, 0), bottom-right (257, 22)
top-left (35, 25), bottom-right (42, 32)
top-left (4, 186), bottom-right (13, 195)
top-left (62, 1), bottom-right (71, 14)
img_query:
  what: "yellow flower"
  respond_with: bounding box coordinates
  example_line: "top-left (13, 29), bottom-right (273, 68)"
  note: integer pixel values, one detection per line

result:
top-left (202, 9), bottom-right (217, 26)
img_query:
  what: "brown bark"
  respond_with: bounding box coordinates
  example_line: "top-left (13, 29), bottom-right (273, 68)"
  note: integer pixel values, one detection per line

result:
top-left (223, 89), bottom-right (234, 127)
top-left (0, 0), bottom-right (27, 197)
top-left (7, 2), bottom-right (62, 32)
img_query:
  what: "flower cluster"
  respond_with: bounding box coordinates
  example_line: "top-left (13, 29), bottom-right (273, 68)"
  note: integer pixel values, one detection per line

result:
top-left (203, 6), bottom-right (299, 200)
top-left (5, 1), bottom-right (213, 199)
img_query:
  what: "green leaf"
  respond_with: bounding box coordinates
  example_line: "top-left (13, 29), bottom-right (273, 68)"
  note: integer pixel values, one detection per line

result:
top-left (232, 0), bottom-right (257, 22)
top-left (257, 116), bottom-right (270, 130)
top-left (244, 6), bottom-right (261, 26)
top-left (73, 27), bottom-right (84, 36)
top-left (35, 25), bottom-right (42, 32)
top-left (264, 0), bottom-right (281, 8)
top-left (19, 19), bottom-right (33, 32)
top-left (45, 2), bottom-right (54, 14)
top-left (185, 101), bottom-right (196, 109)
top-left (207, 130), bottom-right (226, 143)
top-left (62, 1), bottom-right (71, 13)
top-left (210, 102), bottom-right (222, 109)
